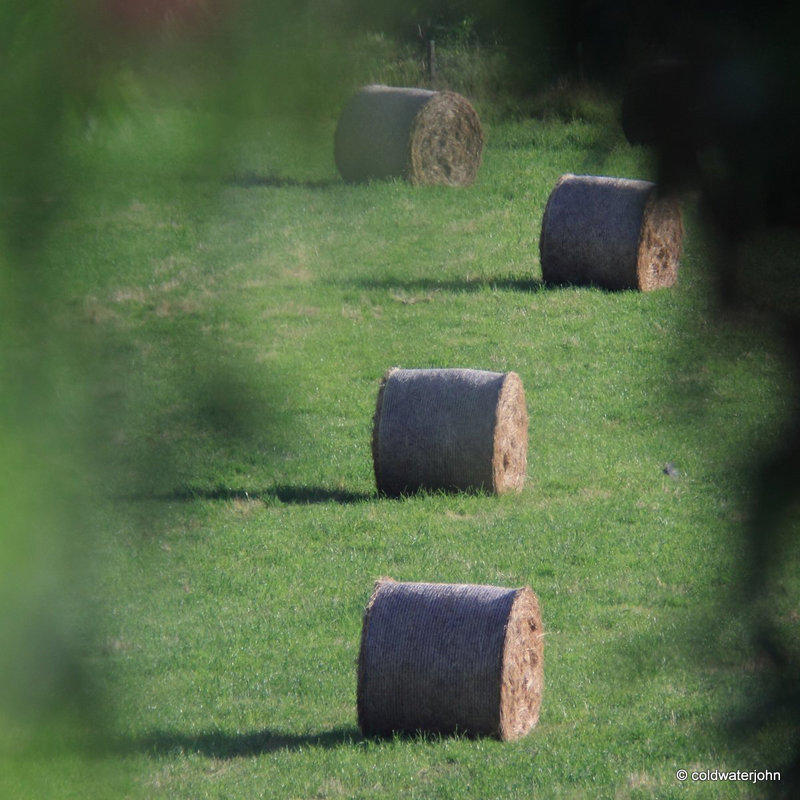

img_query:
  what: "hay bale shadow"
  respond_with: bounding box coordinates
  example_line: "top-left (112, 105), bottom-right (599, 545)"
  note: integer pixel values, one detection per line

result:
top-left (133, 726), bottom-right (360, 759)
top-left (227, 172), bottom-right (338, 190)
top-left (147, 484), bottom-right (373, 506)
top-left (347, 276), bottom-right (546, 294)
top-left (269, 485), bottom-right (373, 505)
top-left (350, 275), bottom-right (647, 296)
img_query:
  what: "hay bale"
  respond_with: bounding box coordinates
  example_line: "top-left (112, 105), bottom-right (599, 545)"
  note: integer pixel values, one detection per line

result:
top-left (539, 174), bottom-right (683, 291)
top-left (371, 368), bottom-right (528, 496)
top-left (334, 85), bottom-right (484, 186)
top-left (357, 579), bottom-right (544, 740)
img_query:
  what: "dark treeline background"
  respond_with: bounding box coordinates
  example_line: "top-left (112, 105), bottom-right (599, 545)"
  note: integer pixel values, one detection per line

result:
top-left (342, 1), bottom-right (794, 83)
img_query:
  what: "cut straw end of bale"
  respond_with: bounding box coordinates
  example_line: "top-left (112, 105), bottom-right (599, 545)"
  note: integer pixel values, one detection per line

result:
top-left (371, 367), bottom-right (528, 496)
top-left (357, 579), bottom-right (544, 741)
top-left (334, 85), bottom-right (484, 186)
top-left (539, 173), bottom-right (683, 291)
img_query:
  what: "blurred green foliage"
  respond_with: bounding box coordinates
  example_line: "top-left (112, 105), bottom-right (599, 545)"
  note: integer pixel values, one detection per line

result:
top-left (0, 2), bottom-right (354, 792)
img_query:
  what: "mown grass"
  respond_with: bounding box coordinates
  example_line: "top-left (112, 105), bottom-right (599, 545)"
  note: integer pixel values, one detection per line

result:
top-left (2, 74), bottom-right (797, 800)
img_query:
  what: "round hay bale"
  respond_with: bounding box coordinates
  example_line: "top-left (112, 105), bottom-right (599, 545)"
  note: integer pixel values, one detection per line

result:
top-left (334, 85), bottom-right (484, 186)
top-left (371, 367), bottom-right (528, 496)
top-left (539, 173), bottom-right (684, 291)
top-left (356, 579), bottom-right (544, 740)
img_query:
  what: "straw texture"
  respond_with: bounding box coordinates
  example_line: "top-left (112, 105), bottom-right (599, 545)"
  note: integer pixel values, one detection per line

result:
top-left (371, 368), bottom-right (528, 496)
top-left (539, 174), bottom-right (683, 291)
top-left (357, 579), bottom-right (544, 740)
top-left (334, 85), bottom-right (484, 186)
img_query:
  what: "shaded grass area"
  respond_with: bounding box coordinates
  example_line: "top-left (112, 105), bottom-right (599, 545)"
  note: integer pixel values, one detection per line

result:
top-left (2, 90), bottom-right (797, 800)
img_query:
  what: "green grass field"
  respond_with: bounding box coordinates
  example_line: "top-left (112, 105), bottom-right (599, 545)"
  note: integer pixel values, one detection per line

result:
top-left (1, 63), bottom-right (797, 799)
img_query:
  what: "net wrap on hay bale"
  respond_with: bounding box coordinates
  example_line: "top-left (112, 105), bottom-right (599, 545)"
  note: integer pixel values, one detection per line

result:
top-left (357, 579), bottom-right (544, 740)
top-left (334, 85), bottom-right (484, 186)
top-left (371, 367), bottom-right (528, 496)
top-left (539, 173), bottom-right (683, 291)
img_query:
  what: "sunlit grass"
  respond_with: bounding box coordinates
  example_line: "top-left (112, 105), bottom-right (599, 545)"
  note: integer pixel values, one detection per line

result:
top-left (2, 70), bottom-right (796, 800)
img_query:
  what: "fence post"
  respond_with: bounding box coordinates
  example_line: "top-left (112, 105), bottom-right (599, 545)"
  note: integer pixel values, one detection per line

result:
top-left (427, 39), bottom-right (437, 82)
